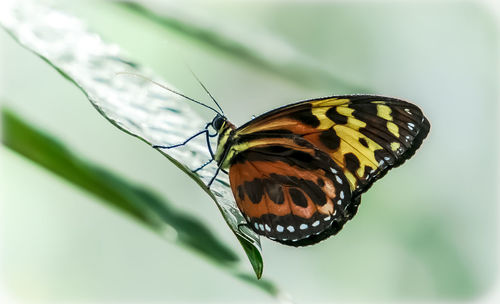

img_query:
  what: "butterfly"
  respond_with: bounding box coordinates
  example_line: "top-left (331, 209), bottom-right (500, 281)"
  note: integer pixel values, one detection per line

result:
top-left (153, 80), bottom-right (430, 247)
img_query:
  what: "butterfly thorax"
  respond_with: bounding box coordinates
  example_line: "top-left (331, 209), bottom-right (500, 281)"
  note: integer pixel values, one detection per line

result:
top-left (214, 119), bottom-right (237, 169)
top-left (214, 119), bottom-right (259, 169)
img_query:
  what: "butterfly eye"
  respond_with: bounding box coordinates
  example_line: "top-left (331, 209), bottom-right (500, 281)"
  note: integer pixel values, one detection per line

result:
top-left (211, 115), bottom-right (225, 131)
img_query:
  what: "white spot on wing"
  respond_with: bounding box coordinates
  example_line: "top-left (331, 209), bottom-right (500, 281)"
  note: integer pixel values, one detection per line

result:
top-left (340, 191), bottom-right (344, 199)
top-left (259, 224), bottom-right (264, 231)
top-left (276, 225), bottom-right (284, 232)
top-left (335, 175), bottom-right (343, 184)
top-left (330, 168), bottom-right (338, 174)
top-left (265, 224), bottom-right (271, 232)
top-left (287, 225), bottom-right (295, 232)
top-left (312, 220), bottom-right (320, 227)
top-left (323, 216), bottom-right (331, 221)
top-left (408, 122), bottom-right (415, 130)
top-left (254, 223), bottom-right (259, 230)
top-left (300, 224), bottom-right (308, 230)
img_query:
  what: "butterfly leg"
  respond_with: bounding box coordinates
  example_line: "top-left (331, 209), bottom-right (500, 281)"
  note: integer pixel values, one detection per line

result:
top-left (207, 165), bottom-right (222, 188)
top-left (192, 159), bottom-right (213, 173)
top-left (190, 127), bottom-right (219, 175)
top-left (153, 123), bottom-right (210, 149)
top-left (204, 128), bottom-right (216, 159)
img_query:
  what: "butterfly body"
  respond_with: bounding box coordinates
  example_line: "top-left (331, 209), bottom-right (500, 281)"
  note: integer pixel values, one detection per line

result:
top-left (210, 95), bottom-right (430, 246)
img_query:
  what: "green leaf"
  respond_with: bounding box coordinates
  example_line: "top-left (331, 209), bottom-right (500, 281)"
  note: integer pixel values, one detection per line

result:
top-left (0, 0), bottom-right (264, 278)
top-left (1, 108), bottom-right (236, 264)
top-left (1, 108), bottom-right (280, 297)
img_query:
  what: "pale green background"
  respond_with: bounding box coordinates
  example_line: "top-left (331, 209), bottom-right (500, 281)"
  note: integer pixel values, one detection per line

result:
top-left (0, 0), bottom-right (498, 303)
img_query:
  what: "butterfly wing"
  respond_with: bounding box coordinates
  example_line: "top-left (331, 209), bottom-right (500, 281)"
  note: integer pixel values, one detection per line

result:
top-left (228, 136), bottom-right (355, 246)
top-left (235, 95), bottom-right (430, 198)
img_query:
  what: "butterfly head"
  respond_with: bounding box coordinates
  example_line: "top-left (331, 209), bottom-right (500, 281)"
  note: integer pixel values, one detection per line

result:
top-left (211, 113), bottom-right (235, 134)
top-left (211, 114), bottom-right (227, 132)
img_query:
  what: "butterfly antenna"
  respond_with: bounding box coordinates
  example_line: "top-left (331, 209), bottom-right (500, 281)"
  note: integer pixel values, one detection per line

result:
top-left (187, 67), bottom-right (224, 115)
top-left (114, 72), bottom-right (222, 115)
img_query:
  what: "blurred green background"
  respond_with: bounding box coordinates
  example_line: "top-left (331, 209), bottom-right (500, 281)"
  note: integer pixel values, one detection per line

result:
top-left (0, 0), bottom-right (498, 303)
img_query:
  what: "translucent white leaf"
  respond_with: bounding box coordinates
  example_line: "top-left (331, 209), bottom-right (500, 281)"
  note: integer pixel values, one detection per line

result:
top-left (0, 0), bottom-right (263, 278)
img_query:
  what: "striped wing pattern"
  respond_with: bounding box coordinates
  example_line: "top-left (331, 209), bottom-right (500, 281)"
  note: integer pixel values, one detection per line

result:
top-left (226, 95), bottom-right (430, 246)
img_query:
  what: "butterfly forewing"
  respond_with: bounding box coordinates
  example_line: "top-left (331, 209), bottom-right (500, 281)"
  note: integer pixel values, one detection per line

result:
top-left (237, 95), bottom-right (430, 198)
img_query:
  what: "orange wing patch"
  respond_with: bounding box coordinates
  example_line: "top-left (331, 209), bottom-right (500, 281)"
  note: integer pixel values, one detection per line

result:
top-left (228, 141), bottom-right (354, 246)
top-left (230, 161), bottom-right (335, 219)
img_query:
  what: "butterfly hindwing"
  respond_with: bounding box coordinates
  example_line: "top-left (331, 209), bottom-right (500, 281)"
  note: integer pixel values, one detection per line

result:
top-left (228, 136), bottom-right (355, 246)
